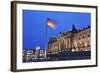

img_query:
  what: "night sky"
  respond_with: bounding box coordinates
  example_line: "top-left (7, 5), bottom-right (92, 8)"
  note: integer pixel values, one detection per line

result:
top-left (23, 10), bottom-right (91, 50)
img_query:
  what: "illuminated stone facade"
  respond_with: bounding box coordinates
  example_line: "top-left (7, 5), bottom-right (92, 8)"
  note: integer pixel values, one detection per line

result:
top-left (47, 25), bottom-right (91, 55)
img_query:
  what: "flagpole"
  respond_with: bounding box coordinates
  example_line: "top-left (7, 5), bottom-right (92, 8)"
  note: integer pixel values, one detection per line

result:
top-left (45, 18), bottom-right (48, 59)
top-left (45, 18), bottom-right (56, 59)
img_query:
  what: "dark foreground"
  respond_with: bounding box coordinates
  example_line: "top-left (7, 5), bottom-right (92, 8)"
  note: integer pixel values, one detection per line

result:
top-left (23, 51), bottom-right (91, 62)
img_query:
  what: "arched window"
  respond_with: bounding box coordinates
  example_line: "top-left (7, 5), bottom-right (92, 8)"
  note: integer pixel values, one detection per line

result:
top-left (83, 35), bottom-right (85, 39)
top-left (88, 34), bottom-right (90, 37)
top-left (79, 37), bottom-right (80, 40)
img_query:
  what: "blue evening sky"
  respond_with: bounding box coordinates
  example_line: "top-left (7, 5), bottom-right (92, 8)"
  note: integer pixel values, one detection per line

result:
top-left (23, 10), bottom-right (91, 50)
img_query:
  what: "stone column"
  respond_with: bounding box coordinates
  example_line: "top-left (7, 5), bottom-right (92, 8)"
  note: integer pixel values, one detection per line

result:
top-left (58, 39), bottom-right (61, 52)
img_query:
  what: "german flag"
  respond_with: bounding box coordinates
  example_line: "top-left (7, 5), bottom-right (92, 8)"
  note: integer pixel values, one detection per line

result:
top-left (47, 18), bottom-right (56, 29)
